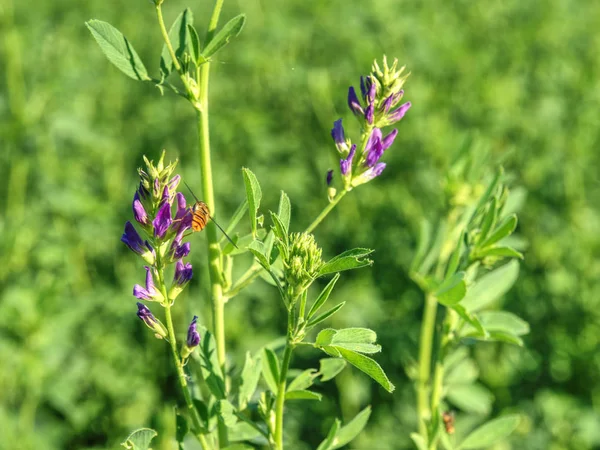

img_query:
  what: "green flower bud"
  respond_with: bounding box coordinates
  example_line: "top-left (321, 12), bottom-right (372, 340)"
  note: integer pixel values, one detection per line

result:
top-left (283, 233), bottom-right (323, 300)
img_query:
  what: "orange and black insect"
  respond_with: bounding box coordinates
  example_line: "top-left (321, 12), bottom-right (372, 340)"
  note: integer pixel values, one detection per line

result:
top-left (184, 182), bottom-right (238, 248)
top-left (442, 411), bottom-right (455, 435)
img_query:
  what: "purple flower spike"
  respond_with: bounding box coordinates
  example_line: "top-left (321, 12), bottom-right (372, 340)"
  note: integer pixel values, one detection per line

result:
top-left (340, 144), bottom-right (356, 176)
top-left (347, 87), bottom-right (364, 116)
top-left (388, 102), bottom-right (411, 124)
top-left (174, 260), bottom-right (193, 287)
top-left (153, 178), bottom-right (161, 197)
top-left (133, 192), bottom-right (148, 226)
top-left (382, 129), bottom-right (398, 151)
top-left (153, 202), bottom-right (172, 239)
top-left (187, 316), bottom-right (201, 348)
top-left (133, 266), bottom-right (164, 302)
top-left (326, 169), bottom-right (333, 186)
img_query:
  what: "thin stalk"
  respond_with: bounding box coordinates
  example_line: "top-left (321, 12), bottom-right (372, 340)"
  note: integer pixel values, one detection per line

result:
top-left (274, 340), bottom-right (294, 450)
top-left (163, 303), bottom-right (211, 449)
top-left (196, 0), bottom-right (227, 445)
top-left (416, 293), bottom-right (438, 438)
top-left (305, 189), bottom-right (347, 233)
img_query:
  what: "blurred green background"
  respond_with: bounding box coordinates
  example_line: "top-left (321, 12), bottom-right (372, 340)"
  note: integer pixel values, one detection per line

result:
top-left (1, 0), bottom-right (599, 448)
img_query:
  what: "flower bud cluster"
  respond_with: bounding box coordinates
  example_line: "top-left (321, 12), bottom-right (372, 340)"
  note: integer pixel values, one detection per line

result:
top-left (328, 56), bottom-right (411, 191)
top-left (283, 233), bottom-right (323, 301)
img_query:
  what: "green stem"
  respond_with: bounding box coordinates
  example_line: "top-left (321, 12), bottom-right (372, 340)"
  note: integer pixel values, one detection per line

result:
top-left (417, 293), bottom-right (438, 438)
top-left (163, 304), bottom-right (211, 449)
top-left (274, 340), bottom-right (294, 450)
top-left (305, 189), bottom-right (347, 234)
top-left (196, 0), bottom-right (227, 445)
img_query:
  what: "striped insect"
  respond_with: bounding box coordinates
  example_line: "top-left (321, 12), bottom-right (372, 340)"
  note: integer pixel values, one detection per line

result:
top-left (183, 182), bottom-right (238, 248)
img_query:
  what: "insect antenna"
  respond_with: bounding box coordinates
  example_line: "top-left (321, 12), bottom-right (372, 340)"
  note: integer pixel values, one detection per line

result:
top-left (183, 181), bottom-right (238, 249)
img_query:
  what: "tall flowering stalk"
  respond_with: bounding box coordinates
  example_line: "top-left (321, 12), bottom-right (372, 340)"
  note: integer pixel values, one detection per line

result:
top-left (120, 153), bottom-right (209, 448)
top-left (307, 56), bottom-right (412, 232)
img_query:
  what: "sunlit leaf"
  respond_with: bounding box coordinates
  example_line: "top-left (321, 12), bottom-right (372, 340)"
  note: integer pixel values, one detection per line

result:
top-left (285, 390), bottom-right (322, 401)
top-left (307, 273), bottom-right (340, 320)
top-left (86, 20), bottom-right (150, 81)
top-left (331, 406), bottom-right (371, 449)
top-left (319, 358), bottom-right (347, 382)
top-left (242, 168), bottom-right (262, 237)
top-left (459, 415), bottom-right (520, 449)
top-left (202, 14), bottom-right (246, 59)
top-left (318, 248), bottom-right (374, 276)
top-left (461, 261), bottom-right (519, 312)
top-left (121, 428), bottom-right (157, 450)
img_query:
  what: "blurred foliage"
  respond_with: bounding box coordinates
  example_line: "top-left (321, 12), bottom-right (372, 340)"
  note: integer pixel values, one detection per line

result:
top-left (1, 0), bottom-right (599, 448)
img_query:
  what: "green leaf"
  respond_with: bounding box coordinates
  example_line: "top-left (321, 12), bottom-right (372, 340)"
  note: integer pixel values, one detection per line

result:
top-left (410, 219), bottom-right (432, 273)
top-left (159, 9), bottom-right (194, 76)
top-left (445, 232), bottom-right (465, 279)
top-left (307, 273), bottom-right (340, 320)
top-left (198, 326), bottom-right (226, 399)
top-left (461, 261), bottom-right (520, 312)
top-left (285, 390), bottom-right (323, 401)
top-left (317, 419), bottom-right (341, 450)
top-left (477, 246), bottom-right (524, 260)
top-left (202, 14), bottom-right (246, 59)
top-left (330, 328), bottom-right (381, 354)
top-left (217, 400), bottom-right (238, 428)
top-left (459, 415), bottom-right (521, 449)
top-left (319, 358), bottom-right (347, 382)
top-left (229, 422), bottom-right (262, 442)
top-left (306, 302), bottom-right (345, 328)
top-left (242, 168), bottom-right (262, 237)
top-left (86, 20), bottom-right (150, 81)
top-left (221, 445), bottom-right (255, 450)
top-left (480, 214), bottom-right (518, 248)
top-left (248, 240), bottom-right (269, 269)
top-left (175, 413), bottom-right (189, 449)
top-left (277, 191), bottom-right (291, 234)
top-left (478, 197), bottom-right (498, 242)
top-left (410, 433), bottom-right (428, 450)
top-left (445, 357), bottom-right (479, 386)
top-left (316, 328), bottom-right (338, 346)
top-left (336, 348), bottom-right (395, 392)
top-left (238, 352), bottom-right (262, 410)
top-left (467, 311), bottom-right (529, 337)
top-left (121, 428), bottom-right (157, 450)
top-left (224, 199), bottom-right (248, 237)
top-left (417, 220), bottom-right (447, 276)
top-left (446, 383), bottom-right (493, 415)
top-left (319, 248), bottom-right (374, 276)
top-left (452, 304), bottom-right (487, 337)
top-left (435, 272), bottom-right (467, 306)
top-left (331, 406), bottom-right (371, 449)
top-left (287, 369), bottom-right (317, 391)
top-left (269, 211), bottom-right (289, 248)
top-left (261, 347), bottom-right (279, 393)
top-left (474, 167), bottom-right (503, 212)
top-left (187, 24), bottom-right (200, 65)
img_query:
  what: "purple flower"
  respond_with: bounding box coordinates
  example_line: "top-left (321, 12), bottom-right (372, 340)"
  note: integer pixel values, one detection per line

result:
top-left (388, 102), bottom-right (411, 124)
top-left (137, 181), bottom-right (150, 200)
top-left (347, 87), bottom-right (364, 116)
top-left (136, 302), bottom-right (168, 339)
top-left (331, 119), bottom-right (346, 151)
top-left (366, 77), bottom-right (376, 103)
top-left (187, 315), bottom-right (201, 347)
top-left (364, 129), bottom-right (384, 168)
top-left (365, 103), bottom-right (374, 125)
top-left (326, 169), bottom-right (333, 186)
top-left (170, 239), bottom-right (191, 261)
top-left (360, 76), bottom-right (367, 99)
top-left (153, 201), bottom-right (172, 239)
top-left (174, 260), bottom-right (193, 286)
top-left (133, 266), bottom-right (164, 302)
top-left (153, 178), bottom-right (161, 198)
top-left (168, 175), bottom-right (181, 193)
top-left (133, 192), bottom-right (148, 226)
top-left (340, 144), bottom-right (356, 176)
top-left (381, 129), bottom-right (398, 150)
top-left (364, 162), bottom-right (387, 180)
top-left (169, 260), bottom-right (193, 300)
top-left (121, 222), bottom-right (155, 263)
